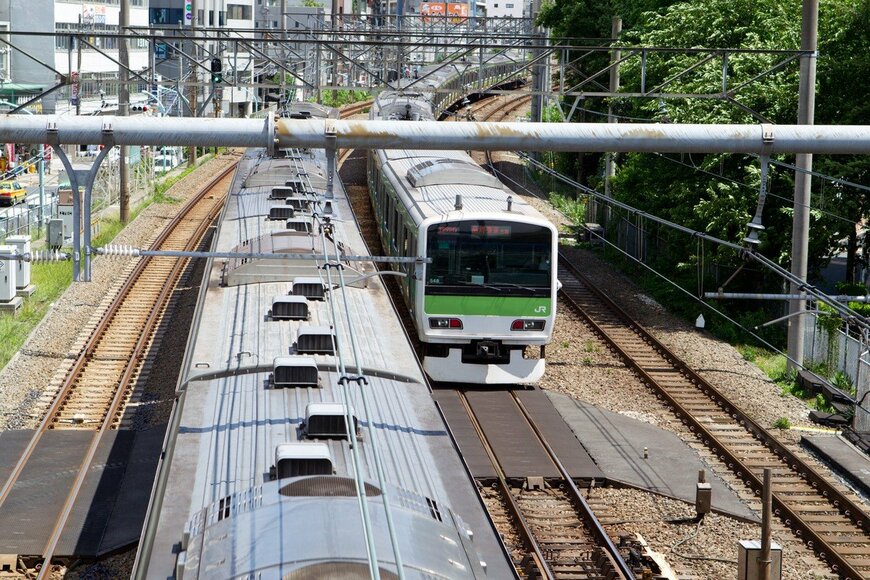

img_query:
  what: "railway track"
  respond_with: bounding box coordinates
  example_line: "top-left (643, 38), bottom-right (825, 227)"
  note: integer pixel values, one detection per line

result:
top-left (0, 162), bottom-right (235, 578)
top-left (457, 387), bottom-right (634, 579)
top-left (339, 98), bottom-right (373, 119)
top-left (558, 249), bottom-right (870, 579)
top-left (337, 99), bottom-right (374, 166)
top-left (342, 100), bottom-right (640, 580)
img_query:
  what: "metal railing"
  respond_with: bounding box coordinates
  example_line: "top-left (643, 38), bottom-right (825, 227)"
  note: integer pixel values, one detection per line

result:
top-left (0, 199), bottom-right (59, 241)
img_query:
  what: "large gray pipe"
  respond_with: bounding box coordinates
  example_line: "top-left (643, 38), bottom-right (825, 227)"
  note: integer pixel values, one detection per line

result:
top-left (2, 116), bottom-right (870, 154)
top-left (0, 116), bottom-right (276, 150)
top-left (277, 120), bottom-right (870, 154)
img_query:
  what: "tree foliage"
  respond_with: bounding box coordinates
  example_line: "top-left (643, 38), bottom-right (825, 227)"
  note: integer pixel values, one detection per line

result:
top-left (539, 0), bottom-right (870, 342)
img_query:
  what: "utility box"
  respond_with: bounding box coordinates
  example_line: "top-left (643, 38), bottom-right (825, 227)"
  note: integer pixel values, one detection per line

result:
top-left (0, 246), bottom-right (17, 302)
top-left (738, 540), bottom-right (782, 580)
top-left (6, 235), bottom-right (31, 289)
top-left (48, 219), bottom-right (64, 249)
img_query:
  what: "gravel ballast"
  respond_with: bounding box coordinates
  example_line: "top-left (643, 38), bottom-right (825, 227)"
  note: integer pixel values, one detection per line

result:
top-left (0, 154), bottom-right (238, 431)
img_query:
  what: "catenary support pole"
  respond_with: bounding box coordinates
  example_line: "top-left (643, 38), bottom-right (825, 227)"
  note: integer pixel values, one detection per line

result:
top-left (119, 0), bottom-right (130, 223)
top-left (38, 156), bottom-right (44, 237)
top-left (48, 146), bottom-right (81, 281)
top-left (787, 0), bottom-right (819, 372)
top-left (188, 0), bottom-right (198, 167)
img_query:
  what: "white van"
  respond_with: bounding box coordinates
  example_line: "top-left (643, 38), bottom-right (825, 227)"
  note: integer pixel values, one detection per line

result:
top-left (154, 151), bottom-right (182, 174)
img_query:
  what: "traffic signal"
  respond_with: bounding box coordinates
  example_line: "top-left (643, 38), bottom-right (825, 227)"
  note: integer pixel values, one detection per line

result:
top-left (131, 104), bottom-right (149, 113)
top-left (211, 58), bottom-right (223, 83)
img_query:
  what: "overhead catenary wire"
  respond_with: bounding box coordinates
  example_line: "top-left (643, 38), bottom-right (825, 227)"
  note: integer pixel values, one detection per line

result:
top-left (326, 226), bottom-right (408, 580)
top-left (301, 151), bottom-right (407, 579)
top-left (491, 155), bottom-right (870, 418)
top-left (518, 153), bottom-right (870, 332)
top-left (313, 215), bottom-right (382, 580)
top-left (557, 104), bottom-right (870, 226)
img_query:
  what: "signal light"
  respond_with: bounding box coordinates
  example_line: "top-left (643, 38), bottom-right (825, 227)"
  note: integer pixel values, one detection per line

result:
top-left (211, 57), bottom-right (223, 83)
top-left (131, 104), bottom-right (149, 113)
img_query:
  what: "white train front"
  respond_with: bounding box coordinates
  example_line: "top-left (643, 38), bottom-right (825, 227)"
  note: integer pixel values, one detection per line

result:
top-left (368, 84), bottom-right (559, 384)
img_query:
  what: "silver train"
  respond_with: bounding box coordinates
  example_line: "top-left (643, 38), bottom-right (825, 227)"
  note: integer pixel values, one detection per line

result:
top-left (368, 62), bottom-right (559, 384)
top-left (134, 103), bottom-right (514, 579)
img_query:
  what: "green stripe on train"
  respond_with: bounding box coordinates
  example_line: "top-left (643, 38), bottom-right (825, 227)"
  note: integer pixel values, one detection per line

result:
top-left (424, 295), bottom-right (552, 316)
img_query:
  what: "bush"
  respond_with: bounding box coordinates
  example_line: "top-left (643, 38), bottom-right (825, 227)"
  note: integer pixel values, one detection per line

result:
top-left (773, 417), bottom-right (791, 430)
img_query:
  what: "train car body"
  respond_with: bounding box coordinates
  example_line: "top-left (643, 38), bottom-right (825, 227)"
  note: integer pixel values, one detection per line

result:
top-left (135, 104), bottom-right (514, 579)
top-left (367, 80), bottom-right (558, 384)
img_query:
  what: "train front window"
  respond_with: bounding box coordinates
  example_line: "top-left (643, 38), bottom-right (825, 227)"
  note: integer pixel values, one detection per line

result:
top-left (426, 220), bottom-right (551, 295)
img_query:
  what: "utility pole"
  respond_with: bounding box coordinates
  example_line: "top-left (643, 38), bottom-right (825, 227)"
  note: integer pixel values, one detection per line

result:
top-left (281, 0), bottom-right (287, 105)
top-left (601, 16), bottom-right (621, 228)
top-left (786, 0), bottom-right (819, 371)
top-left (76, 16), bottom-right (83, 117)
top-left (188, 0), bottom-right (198, 167)
top-left (119, 0), bottom-right (130, 223)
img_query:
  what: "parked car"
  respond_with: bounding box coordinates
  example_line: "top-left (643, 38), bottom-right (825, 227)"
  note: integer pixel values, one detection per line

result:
top-left (0, 180), bottom-right (26, 206)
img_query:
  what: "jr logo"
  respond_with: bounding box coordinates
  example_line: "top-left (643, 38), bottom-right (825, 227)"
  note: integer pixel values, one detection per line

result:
top-left (534, 305), bottom-right (548, 314)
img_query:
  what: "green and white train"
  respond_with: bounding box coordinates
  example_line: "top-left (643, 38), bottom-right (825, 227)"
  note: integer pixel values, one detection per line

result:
top-left (367, 87), bottom-right (558, 384)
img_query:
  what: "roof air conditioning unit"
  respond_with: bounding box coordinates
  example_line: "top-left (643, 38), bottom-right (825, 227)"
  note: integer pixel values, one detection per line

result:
top-left (274, 442), bottom-right (333, 478)
top-left (295, 326), bottom-right (335, 355)
top-left (270, 295), bottom-right (309, 321)
top-left (270, 186), bottom-right (297, 200)
top-left (304, 402), bottom-right (358, 439)
top-left (285, 218), bottom-right (313, 233)
top-left (268, 206), bottom-right (295, 220)
top-left (272, 356), bottom-right (319, 388)
top-left (291, 277), bottom-right (326, 300)
top-left (284, 197), bottom-right (312, 212)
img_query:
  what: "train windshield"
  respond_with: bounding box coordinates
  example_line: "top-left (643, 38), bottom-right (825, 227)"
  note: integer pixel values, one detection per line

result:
top-left (426, 220), bottom-right (552, 296)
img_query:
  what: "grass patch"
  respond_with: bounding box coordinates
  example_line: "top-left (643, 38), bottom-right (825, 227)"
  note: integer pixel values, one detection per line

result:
top-left (0, 154), bottom-right (215, 372)
top-left (737, 344), bottom-right (843, 412)
top-left (0, 261), bottom-right (71, 368)
top-left (773, 417), bottom-right (791, 430)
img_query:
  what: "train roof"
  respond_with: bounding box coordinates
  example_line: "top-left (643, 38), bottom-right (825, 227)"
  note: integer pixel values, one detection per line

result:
top-left (138, 150), bottom-right (513, 579)
top-left (380, 148), bottom-right (551, 225)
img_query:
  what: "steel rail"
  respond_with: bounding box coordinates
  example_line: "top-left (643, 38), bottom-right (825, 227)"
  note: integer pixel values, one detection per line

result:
top-left (512, 393), bottom-right (635, 580)
top-left (0, 163), bottom-right (234, 577)
top-left (339, 151), bottom-right (521, 577)
top-left (558, 252), bottom-right (870, 580)
top-left (35, 165), bottom-right (233, 578)
top-left (456, 391), bottom-right (554, 580)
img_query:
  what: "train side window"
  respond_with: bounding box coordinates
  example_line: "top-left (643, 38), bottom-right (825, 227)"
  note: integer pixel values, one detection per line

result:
top-left (387, 196), bottom-right (394, 231)
top-left (392, 208), bottom-right (400, 249)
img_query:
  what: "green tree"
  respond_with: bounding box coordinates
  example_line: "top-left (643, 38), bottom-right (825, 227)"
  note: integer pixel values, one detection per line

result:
top-left (540, 0), bottom-right (870, 344)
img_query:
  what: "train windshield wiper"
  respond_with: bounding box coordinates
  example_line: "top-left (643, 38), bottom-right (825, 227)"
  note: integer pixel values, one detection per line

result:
top-left (453, 280), bottom-right (502, 291)
top-left (492, 282), bottom-right (538, 292)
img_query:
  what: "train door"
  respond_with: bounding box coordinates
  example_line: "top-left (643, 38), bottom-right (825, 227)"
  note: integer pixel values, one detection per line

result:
top-left (406, 230), bottom-right (417, 312)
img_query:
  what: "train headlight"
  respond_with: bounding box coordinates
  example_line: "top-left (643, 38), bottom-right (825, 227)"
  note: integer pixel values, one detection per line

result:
top-left (510, 319), bottom-right (545, 331)
top-left (429, 317), bottom-right (463, 329)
